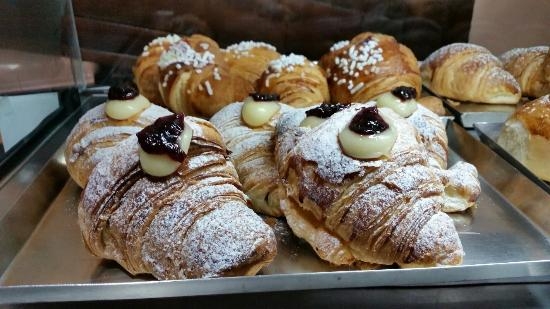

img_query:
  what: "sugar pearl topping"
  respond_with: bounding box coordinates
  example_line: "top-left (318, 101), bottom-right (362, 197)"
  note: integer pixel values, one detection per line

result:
top-left (158, 41), bottom-right (215, 70)
top-left (226, 41), bottom-right (277, 56)
top-left (330, 40), bottom-right (350, 52)
top-left (268, 53), bottom-right (312, 73)
top-left (141, 34), bottom-right (181, 56)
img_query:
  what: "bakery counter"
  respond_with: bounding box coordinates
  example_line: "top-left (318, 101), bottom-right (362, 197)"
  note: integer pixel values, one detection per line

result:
top-left (0, 92), bottom-right (549, 306)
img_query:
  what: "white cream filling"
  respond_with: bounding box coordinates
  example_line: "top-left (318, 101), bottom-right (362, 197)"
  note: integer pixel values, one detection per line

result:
top-left (139, 122), bottom-right (193, 177)
top-left (299, 116), bottom-right (325, 128)
top-left (241, 97), bottom-right (281, 127)
top-left (105, 95), bottom-right (151, 120)
top-left (375, 92), bottom-right (417, 118)
top-left (338, 111), bottom-right (397, 159)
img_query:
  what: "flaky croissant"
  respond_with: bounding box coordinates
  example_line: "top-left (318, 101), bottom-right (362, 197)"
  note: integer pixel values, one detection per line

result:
top-left (256, 54), bottom-right (330, 107)
top-left (500, 46), bottom-right (550, 98)
top-left (133, 34), bottom-right (183, 106)
top-left (319, 32), bottom-right (421, 104)
top-left (64, 88), bottom-right (171, 188)
top-left (275, 104), bottom-right (479, 267)
top-left (421, 43), bottom-right (521, 104)
top-left (210, 99), bottom-right (295, 217)
top-left (224, 41), bottom-right (281, 96)
top-left (157, 35), bottom-right (250, 118)
top-left (79, 116), bottom-right (277, 279)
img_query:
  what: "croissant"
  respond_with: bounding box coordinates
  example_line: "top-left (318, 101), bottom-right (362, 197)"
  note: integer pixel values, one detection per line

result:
top-left (210, 96), bottom-right (295, 217)
top-left (133, 34), bottom-right (183, 106)
top-left (275, 103), bottom-right (477, 267)
top-left (79, 115), bottom-right (277, 280)
top-left (256, 53), bottom-right (330, 107)
top-left (500, 46), bottom-right (550, 98)
top-left (319, 32), bottom-right (421, 104)
top-left (421, 43), bottom-right (521, 104)
top-left (157, 37), bottom-right (250, 118)
top-left (497, 95), bottom-right (550, 181)
top-left (64, 83), bottom-right (172, 188)
top-left (224, 41), bottom-right (281, 95)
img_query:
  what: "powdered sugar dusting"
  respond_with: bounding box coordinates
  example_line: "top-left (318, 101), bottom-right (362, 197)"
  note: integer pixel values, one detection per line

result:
top-left (500, 46), bottom-right (549, 65)
top-left (407, 105), bottom-right (448, 168)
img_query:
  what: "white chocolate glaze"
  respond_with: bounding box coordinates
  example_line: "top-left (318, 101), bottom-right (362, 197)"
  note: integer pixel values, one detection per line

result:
top-left (105, 95), bottom-right (151, 120)
top-left (375, 92), bottom-right (417, 118)
top-left (241, 97), bottom-right (281, 127)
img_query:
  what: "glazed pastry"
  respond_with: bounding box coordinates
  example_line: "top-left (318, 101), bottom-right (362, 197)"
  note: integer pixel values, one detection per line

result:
top-left (225, 41), bottom-right (281, 96)
top-left (64, 82), bottom-right (172, 188)
top-left (275, 103), bottom-right (478, 267)
top-left (157, 37), bottom-right (248, 117)
top-left (421, 43), bottom-right (521, 104)
top-left (497, 95), bottom-right (550, 181)
top-left (133, 34), bottom-right (182, 106)
top-left (256, 54), bottom-right (330, 107)
top-left (319, 32), bottom-right (421, 104)
top-left (500, 46), bottom-right (550, 98)
top-left (79, 114), bottom-right (277, 279)
top-left (210, 93), bottom-right (294, 217)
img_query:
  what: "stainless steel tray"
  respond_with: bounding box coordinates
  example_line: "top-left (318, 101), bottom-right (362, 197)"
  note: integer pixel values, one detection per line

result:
top-left (474, 122), bottom-right (550, 194)
top-left (422, 86), bottom-right (519, 128)
top-left (1, 106), bottom-right (550, 304)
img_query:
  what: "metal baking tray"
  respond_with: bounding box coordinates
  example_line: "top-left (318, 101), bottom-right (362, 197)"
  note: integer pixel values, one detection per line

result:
top-left (422, 86), bottom-right (519, 128)
top-left (474, 122), bottom-right (550, 194)
top-left (1, 102), bottom-right (550, 304)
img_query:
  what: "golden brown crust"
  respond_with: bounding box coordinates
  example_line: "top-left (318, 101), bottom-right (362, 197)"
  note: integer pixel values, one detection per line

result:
top-left (78, 116), bottom-right (277, 279)
top-left (320, 32), bottom-right (421, 104)
top-left (417, 96), bottom-right (446, 116)
top-left (514, 95), bottom-right (550, 139)
top-left (257, 54), bottom-right (330, 107)
top-left (421, 43), bottom-right (521, 104)
top-left (500, 46), bottom-right (550, 98)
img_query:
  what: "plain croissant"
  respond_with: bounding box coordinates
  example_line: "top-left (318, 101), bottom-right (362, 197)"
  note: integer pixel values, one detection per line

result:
top-left (78, 116), bottom-right (277, 279)
top-left (500, 46), bottom-right (550, 98)
top-left (421, 43), bottom-right (521, 104)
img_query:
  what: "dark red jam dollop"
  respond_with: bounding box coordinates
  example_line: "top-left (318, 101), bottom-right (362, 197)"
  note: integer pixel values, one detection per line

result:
top-left (349, 106), bottom-right (389, 135)
top-left (250, 93), bottom-right (280, 102)
top-left (137, 114), bottom-right (187, 161)
top-left (305, 103), bottom-right (348, 119)
top-left (391, 86), bottom-right (417, 102)
top-left (108, 81), bottom-right (139, 101)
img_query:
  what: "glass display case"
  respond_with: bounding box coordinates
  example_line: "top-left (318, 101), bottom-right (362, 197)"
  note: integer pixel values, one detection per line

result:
top-left (0, 0), bottom-right (549, 307)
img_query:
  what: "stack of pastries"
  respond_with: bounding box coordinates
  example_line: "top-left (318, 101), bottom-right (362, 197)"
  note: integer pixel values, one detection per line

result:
top-left (67, 31), bottom-right (486, 280)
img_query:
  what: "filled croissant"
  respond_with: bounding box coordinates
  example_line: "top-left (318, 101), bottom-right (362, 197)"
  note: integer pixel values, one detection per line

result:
top-left (64, 82), bottom-right (171, 188)
top-left (79, 114), bottom-right (277, 279)
top-left (500, 46), bottom-right (550, 98)
top-left (210, 94), bottom-right (295, 217)
top-left (256, 53), bottom-right (330, 107)
top-left (275, 103), bottom-right (479, 267)
top-left (157, 35), bottom-right (249, 117)
top-left (421, 43), bottom-right (521, 104)
top-left (319, 32), bottom-right (421, 104)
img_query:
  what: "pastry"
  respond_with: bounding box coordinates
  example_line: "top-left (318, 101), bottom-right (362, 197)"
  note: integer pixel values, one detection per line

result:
top-left (79, 113), bottom-right (277, 279)
top-left (421, 43), bottom-right (521, 104)
top-left (133, 34), bottom-right (183, 106)
top-left (275, 103), bottom-right (479, 267)
top-left (373, 86), bottom-right (448, 169)
top-left (417, 95), bottom-right (446, 116)
top-left (497, 95), bottom-right (550, 181)
top-left (224, 41), bottom-right (281, 96)
top-left (319, 32), bottom-right (422, 104)
top-left (256, 53), bottom-right (330, 107)
top-left (64, 82), bottom-right (172, 188)
top-left (157, 36), bottom-right (249, 117)
top-left (500, 46), bottom-right (550, 98)
top-left (210, 93), bottom-right (295, 217)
